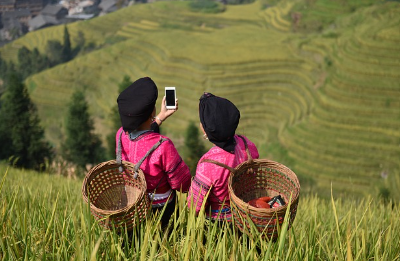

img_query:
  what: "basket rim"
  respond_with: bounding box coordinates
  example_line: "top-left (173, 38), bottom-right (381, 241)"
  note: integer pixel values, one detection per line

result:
top-left (228, 158), bottom-right (300, 214)
top-left (82, 159), bottom-right (148, 216)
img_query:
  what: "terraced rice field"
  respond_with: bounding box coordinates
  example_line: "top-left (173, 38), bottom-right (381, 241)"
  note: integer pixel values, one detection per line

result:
top-left (1, 0), bottom-right (399, 198)
top-left (281, 3), bottom-right (400, 197)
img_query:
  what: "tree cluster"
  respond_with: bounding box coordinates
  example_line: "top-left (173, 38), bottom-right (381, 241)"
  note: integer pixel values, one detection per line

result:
top-left (1, 26), bottom-right (81, 83)
top-left (0, 72), bottom-right (52, 169)
top-left (0, 70), bottom-right (106, 171)
top-left (0, 27), bottom-right (104, 172)
top-left (17, 47), bottom-right (50, 79)
top-left (61, 90), bottom-right (106, 168)
top-left (184, 121), bottom-right (206, 175)
top-left (46, 26), bottom-right (74, 66)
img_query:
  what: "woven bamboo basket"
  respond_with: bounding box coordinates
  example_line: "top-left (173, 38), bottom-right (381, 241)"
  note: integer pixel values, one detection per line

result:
top-left (82, 160), bottom-right (150, 231)
top-left (228, 139), bottom-right (300, 240)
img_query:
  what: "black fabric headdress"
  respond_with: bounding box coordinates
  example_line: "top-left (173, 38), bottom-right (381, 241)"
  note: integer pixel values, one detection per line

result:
top-left (117, 77), bottom-right (158, 132)
top-left (199, 92), bottom-right (240, 153)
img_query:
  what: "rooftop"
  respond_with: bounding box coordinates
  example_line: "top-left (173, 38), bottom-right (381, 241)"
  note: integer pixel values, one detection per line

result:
top-left (41, 4), bottom-right (66, 15)
top-left (28, 13), bottom-right (58, 30)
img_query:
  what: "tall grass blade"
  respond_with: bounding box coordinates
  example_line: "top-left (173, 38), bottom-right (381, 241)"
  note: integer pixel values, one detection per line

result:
top-left (90, 230), bottom-right (105, 261)
top-left (331, 184), bottom-right (343, 255)
top-left (0, 167), bottom-right (9, 194)
top-left (44, 193), bottom-right (59, 246)
top-left (277, 193), bottom-right (293, 259)
top-left (346, 220), bottom-right (353, 261)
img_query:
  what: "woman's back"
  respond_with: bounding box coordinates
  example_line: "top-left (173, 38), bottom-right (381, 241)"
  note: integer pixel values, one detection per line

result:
top-left (188, 135), bottom-right (259, 220)
top-left (117, 128), bottom-right (191, 207)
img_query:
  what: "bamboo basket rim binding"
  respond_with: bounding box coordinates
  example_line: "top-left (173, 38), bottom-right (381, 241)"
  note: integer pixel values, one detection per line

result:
top-left (227, 136), bottom-right (300, 240)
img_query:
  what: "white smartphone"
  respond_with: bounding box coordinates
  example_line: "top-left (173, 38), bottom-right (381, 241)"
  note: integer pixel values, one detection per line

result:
top-left (165, 87), bottom-right (176, 110)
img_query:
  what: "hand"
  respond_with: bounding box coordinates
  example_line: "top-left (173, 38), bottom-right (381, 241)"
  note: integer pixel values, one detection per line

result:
top-left (156, 96), bottom-right (178, 124)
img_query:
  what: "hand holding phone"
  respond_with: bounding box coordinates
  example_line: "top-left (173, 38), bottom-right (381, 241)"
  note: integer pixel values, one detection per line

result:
top-left (165, 87), bottom-right (177, 110)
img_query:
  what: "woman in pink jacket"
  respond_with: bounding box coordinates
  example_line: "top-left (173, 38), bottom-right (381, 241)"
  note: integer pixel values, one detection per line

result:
top-left (187, 93), bottom-right (259, 222)
top-left (117, 77), bottom-right (191, 228)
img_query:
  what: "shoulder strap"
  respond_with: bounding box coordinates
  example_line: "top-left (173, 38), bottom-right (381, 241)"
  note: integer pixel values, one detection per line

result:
top-left (200, 135), bottom-right (253, 172)
top-left (116, 131), bottom-right (124, 171)
top-left (197, 135), bottom-right (254, 206)
top-left (237, 135), bottom-right (253, 162)
top-left (117, 131), bottom-right (168, 179)
top-left (201, 159), bottom-right (235, 173)
top-left (133, 137), bottom-right (168, 176)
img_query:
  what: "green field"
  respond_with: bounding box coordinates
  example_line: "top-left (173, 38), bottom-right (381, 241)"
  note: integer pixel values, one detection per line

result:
top-left (1, 164), bottom-right (400, 260)
top-left (0, 0), bottom-right (399, 197)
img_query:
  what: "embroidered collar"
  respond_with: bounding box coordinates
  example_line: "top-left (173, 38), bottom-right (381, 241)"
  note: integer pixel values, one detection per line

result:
top-left (128, 130), bottom-right (153, 141)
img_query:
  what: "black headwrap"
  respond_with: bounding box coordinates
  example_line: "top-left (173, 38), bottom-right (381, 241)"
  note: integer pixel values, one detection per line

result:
top-left (117, 77), bottom-right (158, 132)
top-left (199, 92), bottom-right (240, 153)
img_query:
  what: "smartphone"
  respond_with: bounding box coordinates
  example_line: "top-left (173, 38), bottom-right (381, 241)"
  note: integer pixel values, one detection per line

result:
top-left (165, 87), bottom-right (176, 110)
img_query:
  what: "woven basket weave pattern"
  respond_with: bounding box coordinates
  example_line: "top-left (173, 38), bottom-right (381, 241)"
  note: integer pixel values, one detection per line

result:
top-left (228, 159), bottom-right (300, 240)
top-left (82, 160), bottom-right (150, 231)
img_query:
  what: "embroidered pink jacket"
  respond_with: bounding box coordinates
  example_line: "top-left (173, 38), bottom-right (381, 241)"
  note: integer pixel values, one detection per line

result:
top-left (116, 127), bottom-right (191, 206)
top-left (187, 135), bottom-right (259, 220)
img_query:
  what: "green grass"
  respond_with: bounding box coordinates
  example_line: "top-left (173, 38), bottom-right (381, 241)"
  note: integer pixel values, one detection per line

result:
top-left (1, 164), bottom-right (400, 260)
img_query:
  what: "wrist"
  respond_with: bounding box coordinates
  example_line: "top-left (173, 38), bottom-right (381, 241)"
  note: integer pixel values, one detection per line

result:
top-left (154, 114), bottom-right (165, 125)
top-left (157, 113), bottom-right (167, 122)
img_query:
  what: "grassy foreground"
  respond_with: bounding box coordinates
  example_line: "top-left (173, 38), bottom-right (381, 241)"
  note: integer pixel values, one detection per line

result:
top-left (1, 165), bottom-right (399, 260)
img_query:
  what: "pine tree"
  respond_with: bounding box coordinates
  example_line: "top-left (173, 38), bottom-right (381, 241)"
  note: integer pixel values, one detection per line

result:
top-left (62, 25), bottom-right (72, 63)
top-left (106, 75), bottom-right (131, 159)
top-left (16, 47), bottom-right (50, 79)
top-left (17, 46), bottom-right (33, 79)
top-left (0, 54), bottom-right (9, 96)
top-left (0, 71), bottom-right (52, 169)
top-left (184, 121), bottom-right (206, 175)
top-left (46, 40), bottom-right (63, 66)
top-left (31, 48), bottom-right (50, 74)
top-left (62, 90), bottom-right (105, 168)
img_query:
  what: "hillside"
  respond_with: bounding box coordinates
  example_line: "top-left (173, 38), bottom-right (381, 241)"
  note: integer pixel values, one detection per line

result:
top-left (0, 0), bottom-right (399, 198)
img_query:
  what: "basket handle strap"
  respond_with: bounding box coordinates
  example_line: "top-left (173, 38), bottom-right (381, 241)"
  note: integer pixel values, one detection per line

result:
top-left (201, 159), bottom-right (236, 174)
top-left (237, 135), bottom-right (253, 162)
top-left (200, 136), bottom-right (252, 173)
top-left (132, 137), bottom-right (168, 178)
top-left (116, 131), bottom-right (168, 178)
top-left (116, 131), bottom-right (124, 172)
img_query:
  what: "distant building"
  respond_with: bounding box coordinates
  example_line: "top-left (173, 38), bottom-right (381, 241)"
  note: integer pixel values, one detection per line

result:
top-left (0, 0), bottom-right (15, 12)
top-left (41, 4), bottom-right (68, 20)
top-left (67, 0), bottom-right (98, 16)
top-left (28, 4), bottom-right (67, 31)
top-left (98, 0), bottom-right (117, 15)
top-left (65, 13), bottom-right (94, 22)
top-left (0, 0), bottom-right (47, 16)
top-left (2, 8), bottom-right (30, 26)
top-left (28, 12), bottom-right (57, 30)
top-left (17, 0), bottom-right (46, 16)
top-left (1, 8), bottom-right (30, 39)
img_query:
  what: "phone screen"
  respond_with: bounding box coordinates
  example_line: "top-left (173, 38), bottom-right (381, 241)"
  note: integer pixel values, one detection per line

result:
top-left (166, 89), bottom-right (175, 106)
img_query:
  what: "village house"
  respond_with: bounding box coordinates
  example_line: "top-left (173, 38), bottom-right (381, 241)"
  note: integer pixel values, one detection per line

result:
top-left (0, 0), bottom-right (15, 12)
top-left (0, 0), bottom-right (129, 43)
top-left (0, 0), bottom-right (47, 16)
top-left (98, 0), bottom-right (117, 15)
top-left (41, 4), bottom-right (68, 20)
top-left (1, 8), bottom-right (30, 40)
top-left (28, 4), bottom-right (67, 31)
